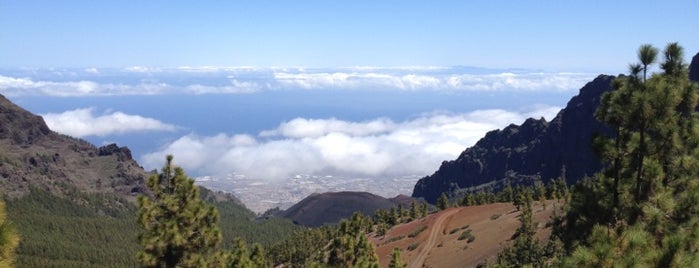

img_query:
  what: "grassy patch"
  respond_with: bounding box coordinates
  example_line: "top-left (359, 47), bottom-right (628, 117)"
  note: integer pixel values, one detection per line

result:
top-left (490, 213), bottom-right (502, 220)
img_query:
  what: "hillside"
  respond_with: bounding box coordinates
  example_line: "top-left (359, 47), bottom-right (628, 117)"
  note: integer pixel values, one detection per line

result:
top-left (370, 201), bottom-right (559, 267)
top-left (280, 191), bottom-right (411, 227)
top-left (0, 94), bottom-right (149, 202)
top-left (0, 94), bottom-right (296, 266)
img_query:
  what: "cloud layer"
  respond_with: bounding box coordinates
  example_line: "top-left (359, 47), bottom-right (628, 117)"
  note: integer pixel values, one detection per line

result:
top-left (0, 67), bottom-right (595, 96)
top-left (43, 108), bottom-right (176, 137)
top-left (142, 106), bottom-right (560, 180)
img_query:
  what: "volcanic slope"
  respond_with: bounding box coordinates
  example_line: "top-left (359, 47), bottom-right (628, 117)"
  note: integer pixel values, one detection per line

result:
top-left (281, 191), bottom-right (412, 227)
top-left (371, 201), bottom-right (559, 267)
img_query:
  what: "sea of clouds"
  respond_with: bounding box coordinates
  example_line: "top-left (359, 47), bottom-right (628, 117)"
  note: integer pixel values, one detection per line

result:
top-left (0, 66), bottom-right (593, 96)
top-left (0, 66), bottom-right (592, 183)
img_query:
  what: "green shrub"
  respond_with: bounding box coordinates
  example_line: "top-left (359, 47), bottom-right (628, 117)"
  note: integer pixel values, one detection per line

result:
top-left (385, 235), bottom-right (406, 244)
top-left (458, 229), bottom-right (475, 242)
top-left (408, 225), bottom-right (428, 238)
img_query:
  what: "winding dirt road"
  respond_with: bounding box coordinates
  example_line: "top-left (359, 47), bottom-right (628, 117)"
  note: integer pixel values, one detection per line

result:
top-left (408, 208), bottom-right (459, 268)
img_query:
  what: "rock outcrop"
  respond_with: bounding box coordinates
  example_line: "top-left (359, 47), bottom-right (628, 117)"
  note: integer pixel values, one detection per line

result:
top-left (412, 75), bottom-right (615, 203)
top-left (0, 94), bottom-right (149, 200)
top-left (413, 55), bottom-right (699, 204)
top-left (690, 52), bottom-right (699, 82)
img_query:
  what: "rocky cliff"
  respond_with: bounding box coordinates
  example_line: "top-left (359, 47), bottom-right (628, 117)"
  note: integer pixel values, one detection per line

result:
top-left (690, 53), bottom-right (699, 82)
top-left (0, 94), bottom-right (149, 200)
top-left (413, 56), bottom-right (699, 204)
top-left (412, 75), bottom-right (615, 203)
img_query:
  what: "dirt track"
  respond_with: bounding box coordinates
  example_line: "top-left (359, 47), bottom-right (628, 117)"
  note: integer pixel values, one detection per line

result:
top-left (408, 208), bottom-right (459, 268)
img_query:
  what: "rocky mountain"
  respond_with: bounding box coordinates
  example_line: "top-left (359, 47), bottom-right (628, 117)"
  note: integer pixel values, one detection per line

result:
top-left (412, 75), bottom-right (615, 203)
top-left (413, 55), bottom-right (699, 204)
top-left (0, 94), bottom-right (150, 202)
top-left (280, 191), bottom-right (410, 227)
top-left (0, 94), bottom-right (284, 266)
top-left (691, 52), bottom-right (699, 82)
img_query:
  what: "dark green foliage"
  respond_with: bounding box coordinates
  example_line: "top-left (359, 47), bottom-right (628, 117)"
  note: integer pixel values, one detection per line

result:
top-left (137, 156), bottom-right (222, 267)
top-left (267, 227), bottom-right (333, 267)
top-left (457, 229), bottom-right (474, 242)
top-left (0, 197), bottom-right (19, 267)
top-left (556, 43), bottom-right (699, 266)
top-left (497, 189), bottom-right (546, 267)
top-left (269, 212), bottom-right (379, 268)
top-left (406, 242), bottom-right (419, 251)
top-left (384, 235), bottom-right (406, 244)
top-left (408, 200), bottom-right (418, 220)
top-left (7, 186), bottom-right (139, 267)
top-left (437, 192), bottom-right (449, 210)
top-left (214, 201), bottom-right (298, 249)
top-left (388, 247), bottom-right (405, 268)
top-left (326, 213), bottom-right (379, 268)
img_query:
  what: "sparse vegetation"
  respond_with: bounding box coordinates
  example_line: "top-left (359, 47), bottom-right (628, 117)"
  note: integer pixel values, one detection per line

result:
top-left (407, 242), bottom-right (419, 251)
top-left (489, 213), bottom-right (501, 220)
top-left (457, 229), bottom-right (474, 242)
top-left (407, 225), bottom-right (428, 238)
top-left (0, 197), bottom-right (19, 268)
top-left (384, 235), bottom-right (406, 244)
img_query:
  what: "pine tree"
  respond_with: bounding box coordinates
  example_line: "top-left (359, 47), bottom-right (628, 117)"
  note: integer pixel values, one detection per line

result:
top-left (326, 215), bottom-right (380, 268)
top-left (500, 179), bottom-right (514, 202)
top-left (388, 248), bottom-right (405, 268)
top-left (409, 201), bottom-right (417, 220)
top-left (137, 155), bottom-right (222, 268)
top-left (559, 43), bottom-right (699, 266)
top-left (497, 188), bottom-right (545, 267)
top-left (0, 198), bottom-right (19, 268)
top-left (437, 193), bottom-right (449, 210)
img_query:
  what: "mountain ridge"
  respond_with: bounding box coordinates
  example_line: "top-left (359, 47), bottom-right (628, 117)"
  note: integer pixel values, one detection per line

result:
top-left (412, 75), bottom-right (615, 203)
top-left (413, 52), bottom-right (699, 203)
top-left (0, 94), bottom-right (150, 201)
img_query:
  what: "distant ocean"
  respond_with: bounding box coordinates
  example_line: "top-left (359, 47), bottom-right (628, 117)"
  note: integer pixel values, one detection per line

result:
top-left (10, 89), bottom-right (573, 167)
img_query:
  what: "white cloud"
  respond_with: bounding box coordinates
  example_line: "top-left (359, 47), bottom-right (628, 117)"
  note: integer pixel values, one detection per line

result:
top-left (42, 108), bottom-right (176, 137)
top-left (124, 66), bottom-right (161, 73)
top-left (272, 70), bottom-right (593, 91)
top-left (142, 106), bottom-right (561, 181)
top-left (0, 67), bottom-right (596, 96)
top-left (84, 68), bottom-right (99, 74)
top-left (0, 75), bottom-right (170, 96)
top-left (259, 117), bottom-right (397, 138)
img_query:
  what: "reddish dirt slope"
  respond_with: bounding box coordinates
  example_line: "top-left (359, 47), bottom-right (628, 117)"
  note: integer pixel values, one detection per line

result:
top-left (370, 200), bottom-right (561, 267)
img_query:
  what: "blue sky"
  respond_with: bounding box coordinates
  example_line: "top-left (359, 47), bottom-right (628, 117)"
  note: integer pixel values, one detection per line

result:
top-left (2, 1), bottom-right (699, 206)
top-left (2, 1), bottom-right (697, 71)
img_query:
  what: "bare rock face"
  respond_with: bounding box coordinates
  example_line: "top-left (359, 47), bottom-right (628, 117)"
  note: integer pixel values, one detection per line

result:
top-left (413, 53), bottom-right (699, 204)
top-left (0, 95), bottom-right (51, 146)
top-left (412, 75), bottom-right (615, 203)
top-left (0, 94), bottom-right (149, 200)
top-left (99, 143), bottom-right (134, 161)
